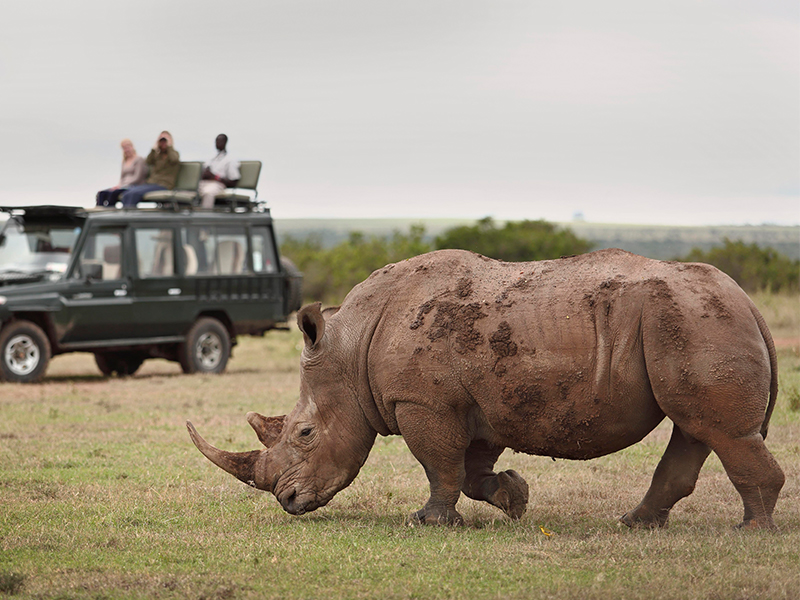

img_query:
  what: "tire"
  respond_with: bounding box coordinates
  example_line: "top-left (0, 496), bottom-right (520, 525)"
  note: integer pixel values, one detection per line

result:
top-left (179, 317), bottom-right (230, 374)
top-left (94, 352), bottom-right (145, 377)
top-left (281, 256), bottom-right (303, 314)
top-left (0, 320), bottom-right (52, 383)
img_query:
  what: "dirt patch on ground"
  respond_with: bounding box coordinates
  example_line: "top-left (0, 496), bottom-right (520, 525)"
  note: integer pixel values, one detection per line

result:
top-left (774, 337), bottom-right (800, 350)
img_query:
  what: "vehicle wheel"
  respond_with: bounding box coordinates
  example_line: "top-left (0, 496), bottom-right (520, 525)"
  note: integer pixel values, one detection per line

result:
top-left (179, 318), bottom-right (230, 374)
top-left (0, 320), bottom-right (51, 383)
top-left (94, 352), bottom-right (145, 377)
top-left (281, 256), bottom-right (303, 313)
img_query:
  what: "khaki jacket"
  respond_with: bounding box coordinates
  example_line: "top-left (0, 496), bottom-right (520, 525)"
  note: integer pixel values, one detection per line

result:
top-left (146, 148), bottom-right (180, 189)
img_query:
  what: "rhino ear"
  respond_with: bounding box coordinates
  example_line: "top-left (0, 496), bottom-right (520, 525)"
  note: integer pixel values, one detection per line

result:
top-left (246, 412), bottom-right (285, 448)
top-left (298, 302), bottom-right (326, 350)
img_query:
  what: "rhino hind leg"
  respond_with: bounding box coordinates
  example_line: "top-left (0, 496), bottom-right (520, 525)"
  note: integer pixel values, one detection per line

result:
top-left (710, 433), bottom-right (785, 530)
top-left (621, 424), bottom-right (711, 528)
top-left (462, 440), bottom-right (529, 520)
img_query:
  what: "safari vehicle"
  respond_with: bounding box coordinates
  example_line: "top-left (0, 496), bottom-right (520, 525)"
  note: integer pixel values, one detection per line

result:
top-left (0, 202), bottom-right (302, 382)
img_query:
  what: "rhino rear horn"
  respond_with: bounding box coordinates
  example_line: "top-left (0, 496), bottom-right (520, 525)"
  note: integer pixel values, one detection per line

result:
top-left (246, 412), bottom-right (285, 448)
top-left (186, 421), bottom-right (263, 486)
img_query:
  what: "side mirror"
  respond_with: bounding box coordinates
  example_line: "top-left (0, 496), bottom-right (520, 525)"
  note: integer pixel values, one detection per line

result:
top-left (83, 263), bottom-right (103, 281)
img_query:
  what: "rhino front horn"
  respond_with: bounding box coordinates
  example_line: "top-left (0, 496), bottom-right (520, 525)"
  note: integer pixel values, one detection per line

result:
top-left (186, 421), bottom-right (263, 487)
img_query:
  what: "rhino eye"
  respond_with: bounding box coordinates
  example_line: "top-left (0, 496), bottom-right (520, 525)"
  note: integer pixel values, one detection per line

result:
top-left (299, 427), bottom-right (313, 437)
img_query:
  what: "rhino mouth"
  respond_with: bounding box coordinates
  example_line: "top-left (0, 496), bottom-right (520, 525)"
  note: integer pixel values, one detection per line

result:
top-left (279, 489), bottom-right (305, 515)
top-left (276, 484), bottom-right (328, 516)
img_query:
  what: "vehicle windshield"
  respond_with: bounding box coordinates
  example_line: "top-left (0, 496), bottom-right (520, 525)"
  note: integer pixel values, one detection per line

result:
top-left (0, 217), bottom-right (82, 278)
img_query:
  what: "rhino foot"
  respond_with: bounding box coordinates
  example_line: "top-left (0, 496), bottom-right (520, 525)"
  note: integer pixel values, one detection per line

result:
top-left (408, 506), bottom-right (464, 526)
top-left (734, 517), bottom-right (778, 531)
top-left (619, 508), bottom-right (669, 529)
top-left (487, 470), bottom-right (529, 520)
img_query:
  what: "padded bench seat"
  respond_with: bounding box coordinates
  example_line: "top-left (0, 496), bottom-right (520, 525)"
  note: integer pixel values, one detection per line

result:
top-left (214, 160), bottom-right (262, 210)
top-left (143, 161), bottom-right (203, 208)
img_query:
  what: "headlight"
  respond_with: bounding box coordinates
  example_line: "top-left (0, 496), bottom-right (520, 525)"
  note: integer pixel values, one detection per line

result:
top-left (0, 296), bottom-right (6, 305)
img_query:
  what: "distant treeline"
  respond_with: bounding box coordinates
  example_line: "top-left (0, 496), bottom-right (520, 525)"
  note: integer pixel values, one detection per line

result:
top-left (684, 239), bottom-right (799, 295)
top-left (277, 218), bottom-right (800, 261)
top-left (281, 218), bottom-right (799, 304)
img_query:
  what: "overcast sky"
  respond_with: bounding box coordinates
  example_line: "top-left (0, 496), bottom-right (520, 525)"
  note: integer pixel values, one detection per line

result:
top-left (1, 0), bottom-right (798, 225)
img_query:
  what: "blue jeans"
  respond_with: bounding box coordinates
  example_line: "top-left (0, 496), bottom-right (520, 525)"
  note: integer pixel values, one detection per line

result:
top-left (96, 188), bottom-right (127, 207)
top-left (120, 184), bottom-right (167, 207)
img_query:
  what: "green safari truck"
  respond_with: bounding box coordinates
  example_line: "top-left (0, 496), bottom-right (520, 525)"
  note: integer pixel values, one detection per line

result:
top-left (0, 204), bottom-right (302, 382)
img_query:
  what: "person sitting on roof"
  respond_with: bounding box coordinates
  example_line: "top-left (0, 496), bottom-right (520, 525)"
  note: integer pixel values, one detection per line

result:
top-left (198, 134), bottom-right (240, 209)
top-left (95, 139), bottom-right (148, 207)
top-left (120, 131), bottom-right (180, 207)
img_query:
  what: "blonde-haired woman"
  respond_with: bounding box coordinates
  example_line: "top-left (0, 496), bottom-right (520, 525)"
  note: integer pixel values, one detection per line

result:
top-left (96, 139), bottom-right (148, 206)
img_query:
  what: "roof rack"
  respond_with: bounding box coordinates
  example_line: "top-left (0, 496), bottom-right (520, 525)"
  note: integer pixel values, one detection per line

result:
top-left (0, 205), bottom-right (88, 218)
top-left (1, 198), bottom-right (270, 218)
top-left (136, 197), bottom-right (269, 213)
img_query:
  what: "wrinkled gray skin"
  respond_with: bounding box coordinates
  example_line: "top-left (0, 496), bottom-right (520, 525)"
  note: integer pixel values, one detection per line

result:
top-left (188, 248), bottom-right (784, 529)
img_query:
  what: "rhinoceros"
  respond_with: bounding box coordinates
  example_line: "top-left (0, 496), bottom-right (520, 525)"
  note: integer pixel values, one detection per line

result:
top-left (187, 248), bottom-right (784, 529)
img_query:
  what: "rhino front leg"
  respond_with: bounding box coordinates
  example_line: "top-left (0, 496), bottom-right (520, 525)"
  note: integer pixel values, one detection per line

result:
top-left (462, 439), bottom-right (529, 520)
top-left (396, 403), bottom-right (470, 526)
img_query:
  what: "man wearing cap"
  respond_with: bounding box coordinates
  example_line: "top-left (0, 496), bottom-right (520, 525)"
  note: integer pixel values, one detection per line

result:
top-left (120, 131), bottom-right (181, 207)
top-left (198, 134), bottom-right (240, 208)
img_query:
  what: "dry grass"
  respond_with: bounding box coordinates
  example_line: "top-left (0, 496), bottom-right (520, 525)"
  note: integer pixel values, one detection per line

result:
top-left (751, 290), bottom-right (800, 344)
top-left (1, 295), bottom-right (799, 599)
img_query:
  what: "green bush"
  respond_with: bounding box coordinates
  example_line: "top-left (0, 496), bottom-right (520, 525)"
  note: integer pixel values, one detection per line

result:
top-left (281, 219), bottom-right (595, 305)
top-left (281, 225), bottom-right (432, 305)
top-left (434, 217), bottom-right (593, 262)
top-left (682, 238), bottom-right (799, 293)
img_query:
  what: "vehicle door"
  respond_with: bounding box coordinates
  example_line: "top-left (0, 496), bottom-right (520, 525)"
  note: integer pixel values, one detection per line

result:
top-left (249, 224), bottom-right (284, 319)
top-left (129, 225), bottom-right (191, 339)
top-left (181, 223), bottom-right (282, 325)
top-left (55, 226), bottom-right (135, 346)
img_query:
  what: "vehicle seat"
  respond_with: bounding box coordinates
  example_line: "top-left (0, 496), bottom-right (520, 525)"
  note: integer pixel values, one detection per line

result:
top-left (183, 244), bottom-right (198, 276)
top-left (214, 160), bottom-right (262, 210)
top-left (102, 245), bottom-right (121, 280)
top-left (216, 240), bottom-right (243, 274)
top-left (141, 161), bottom-right (204, 209)
top-left (151, 241), bottom-right (174, 276)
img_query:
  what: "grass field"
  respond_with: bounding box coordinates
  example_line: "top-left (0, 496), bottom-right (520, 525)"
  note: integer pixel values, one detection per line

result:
top-left (1, 294), bottom-right (799, 599)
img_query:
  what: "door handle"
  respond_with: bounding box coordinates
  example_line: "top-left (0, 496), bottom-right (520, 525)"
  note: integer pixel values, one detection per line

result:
top-left (114, 289), bottom-right (127, 297)
top-left (168, 288), bottom-right (181, 296)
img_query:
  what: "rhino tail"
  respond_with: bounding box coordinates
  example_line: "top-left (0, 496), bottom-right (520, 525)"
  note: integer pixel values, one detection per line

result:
top-left (750, 304), bottom-right (778, 440)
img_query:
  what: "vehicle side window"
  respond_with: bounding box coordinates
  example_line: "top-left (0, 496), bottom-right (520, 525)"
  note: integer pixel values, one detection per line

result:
top-left (183, 226), bottom-right (214, 275)
top-left (216, 226), bottom-right (248, 275)
top-left (75, 230), bottom-right (124, 281)
top-left (135, 228), bottom-right (175, 278)
top-left (182, 226), bottom-right (248, 276)
top-left (251, 226), bottom-right (277, 273)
